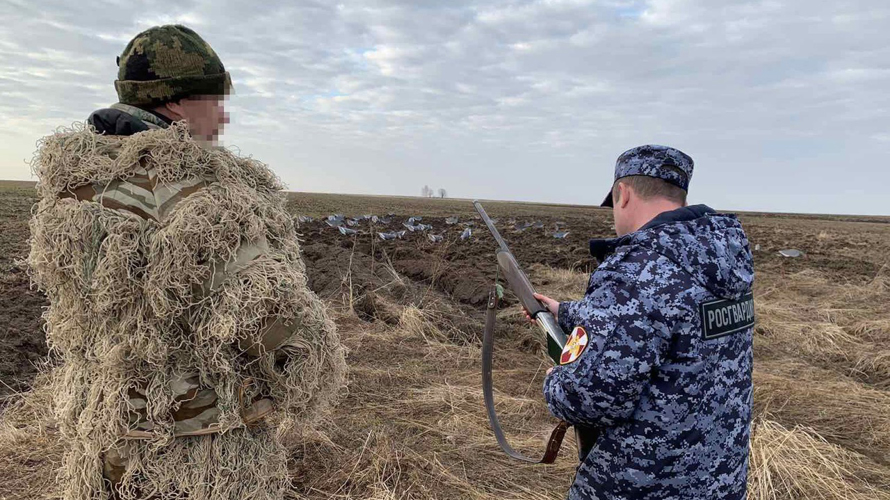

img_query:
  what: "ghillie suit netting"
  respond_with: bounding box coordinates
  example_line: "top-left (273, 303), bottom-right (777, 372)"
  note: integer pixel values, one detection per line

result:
top-left (27, 122), bottom-right (347, 499)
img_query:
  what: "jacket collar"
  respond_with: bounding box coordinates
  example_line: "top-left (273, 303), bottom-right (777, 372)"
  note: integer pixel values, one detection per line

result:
top-left (589, 204), bottom-right (716, 261)
top-left (110, 103), bottom-right (172, 129)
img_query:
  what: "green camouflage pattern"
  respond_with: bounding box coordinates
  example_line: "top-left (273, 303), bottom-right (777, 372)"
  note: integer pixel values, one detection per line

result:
top-left (115, 25), bottom-right (232, 107)
top-left (109, 103), bottom-right (169, 129)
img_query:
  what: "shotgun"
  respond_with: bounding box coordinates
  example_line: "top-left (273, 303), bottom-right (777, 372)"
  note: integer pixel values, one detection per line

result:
top-left (474, 200), bottom-right (597, 464)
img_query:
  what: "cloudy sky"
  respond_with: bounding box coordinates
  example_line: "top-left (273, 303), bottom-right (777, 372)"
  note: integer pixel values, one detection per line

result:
top-left (1, 0), bottom-right (888, 215)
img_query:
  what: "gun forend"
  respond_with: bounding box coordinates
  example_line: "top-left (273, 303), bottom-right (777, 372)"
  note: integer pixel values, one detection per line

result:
top-left (496, 249), bottom-right (569, 363)
top-left (496, 250), bottom-right (545, 317)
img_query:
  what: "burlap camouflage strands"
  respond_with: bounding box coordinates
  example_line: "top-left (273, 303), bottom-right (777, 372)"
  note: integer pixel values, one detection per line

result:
top-left (115, 25), bottom-right (232, 107)
top-left (28, 115), bottom-right (346, 499)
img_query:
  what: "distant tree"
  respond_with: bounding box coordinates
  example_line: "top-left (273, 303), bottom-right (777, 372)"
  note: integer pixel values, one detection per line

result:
top-left (421, 185), bottom-right (433, 198)
top-left (438, 188), bottom-right (447, 198)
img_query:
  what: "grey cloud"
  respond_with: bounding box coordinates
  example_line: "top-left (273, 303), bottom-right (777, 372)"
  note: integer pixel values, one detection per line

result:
top-left (0, 0), bottom-right (887, 214)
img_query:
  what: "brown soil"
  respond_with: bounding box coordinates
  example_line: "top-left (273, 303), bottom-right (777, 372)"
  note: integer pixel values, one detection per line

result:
top-left (0, 186), bottom-right (49, 400)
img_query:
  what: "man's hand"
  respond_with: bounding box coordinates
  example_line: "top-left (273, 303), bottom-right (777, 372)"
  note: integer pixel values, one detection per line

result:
top-left (521, 293), bottom-right (560, 324)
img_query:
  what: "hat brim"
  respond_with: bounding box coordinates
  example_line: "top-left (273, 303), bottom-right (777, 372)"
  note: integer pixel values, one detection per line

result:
top-left (115, 71), bottom-right (232, 107)
top-left (600, 190), bottom-right (614, 208)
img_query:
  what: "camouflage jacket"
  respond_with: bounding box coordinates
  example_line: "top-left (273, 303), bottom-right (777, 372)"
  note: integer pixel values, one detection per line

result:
top-left (545, 205), bottom-right (753, 500)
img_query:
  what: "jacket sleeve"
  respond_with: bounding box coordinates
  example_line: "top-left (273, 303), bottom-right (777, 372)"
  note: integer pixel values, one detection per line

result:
top-left (543, 266), bottom-right (673, 428)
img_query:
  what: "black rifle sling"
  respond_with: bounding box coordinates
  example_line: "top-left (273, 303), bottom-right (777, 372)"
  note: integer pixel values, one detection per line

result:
top-left (482, 286), bottom-right (569, 464)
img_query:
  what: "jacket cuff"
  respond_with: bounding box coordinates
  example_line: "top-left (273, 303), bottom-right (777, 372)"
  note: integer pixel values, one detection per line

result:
top-left (557, 301), bottom-right (574, 333)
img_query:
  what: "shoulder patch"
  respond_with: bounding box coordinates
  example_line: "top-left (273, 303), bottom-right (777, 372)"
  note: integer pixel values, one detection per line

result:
top-left (560, 326), bottom-right (589, 365)
top-left (700, 292), bottom-right (755, 340)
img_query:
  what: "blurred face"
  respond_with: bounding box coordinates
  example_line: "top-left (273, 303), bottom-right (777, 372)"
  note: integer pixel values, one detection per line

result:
top-left (165, 95), bottom-right (229, 143)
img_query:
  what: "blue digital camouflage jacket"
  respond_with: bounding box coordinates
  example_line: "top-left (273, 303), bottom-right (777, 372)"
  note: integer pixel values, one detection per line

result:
top-left (544, 205), bottom-right (754, 500)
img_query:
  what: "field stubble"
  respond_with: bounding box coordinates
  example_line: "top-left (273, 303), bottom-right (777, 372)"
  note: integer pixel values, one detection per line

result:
top-left (1, 187), bottom-right (890, 498)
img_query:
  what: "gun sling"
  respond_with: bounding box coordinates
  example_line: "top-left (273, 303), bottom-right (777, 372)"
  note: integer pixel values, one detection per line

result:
top-left (482, 286), bottom-right (570, 463)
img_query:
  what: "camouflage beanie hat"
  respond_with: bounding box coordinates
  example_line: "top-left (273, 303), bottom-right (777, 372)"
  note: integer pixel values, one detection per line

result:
top-left (115, 25), bottom-right (232, 107)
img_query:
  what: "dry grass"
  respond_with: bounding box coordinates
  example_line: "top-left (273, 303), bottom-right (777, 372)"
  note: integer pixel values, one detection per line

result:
top-left (528, 264), bottom-right (588, 302)
top-left (0, 375), bottom-right (62, 500)
top-left (3, 188), bottom-right (890, 499)
top-left (289, 308), bottom-right (576, 499)
top-left (748, 420), bottom-right (890, 500)
top-left (399, 305), bottom-right (448, 345)
top-left (754, 267), bottom-right (890, 387)
top-left (754, 363), bottom-right (890, 465)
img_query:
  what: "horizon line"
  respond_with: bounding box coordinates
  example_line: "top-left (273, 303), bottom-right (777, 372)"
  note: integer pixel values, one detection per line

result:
top-left (1, 179), bottom-right (887, 220)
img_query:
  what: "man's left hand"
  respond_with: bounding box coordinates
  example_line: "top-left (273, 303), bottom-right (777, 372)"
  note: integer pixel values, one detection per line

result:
top-left (522, 293), bottom-right (560, 324)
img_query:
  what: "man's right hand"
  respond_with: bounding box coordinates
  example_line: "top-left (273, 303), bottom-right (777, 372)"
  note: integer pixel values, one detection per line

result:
top-left (522, 293), bottom-right (560, 324)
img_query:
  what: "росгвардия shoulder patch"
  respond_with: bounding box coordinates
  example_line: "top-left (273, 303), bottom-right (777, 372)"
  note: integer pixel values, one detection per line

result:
top-left (559, 326), bottom-right (589, 365)
top-left (699, 292), bottom-right (755, 340)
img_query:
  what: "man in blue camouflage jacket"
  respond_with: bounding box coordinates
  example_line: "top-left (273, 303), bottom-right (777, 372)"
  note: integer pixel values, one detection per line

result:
top-left (531, 145), bottom-right (754, 500)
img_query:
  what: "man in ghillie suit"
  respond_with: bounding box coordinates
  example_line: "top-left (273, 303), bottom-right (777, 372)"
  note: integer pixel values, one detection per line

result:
top-left (27, 25), bottom-right (346, 499)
